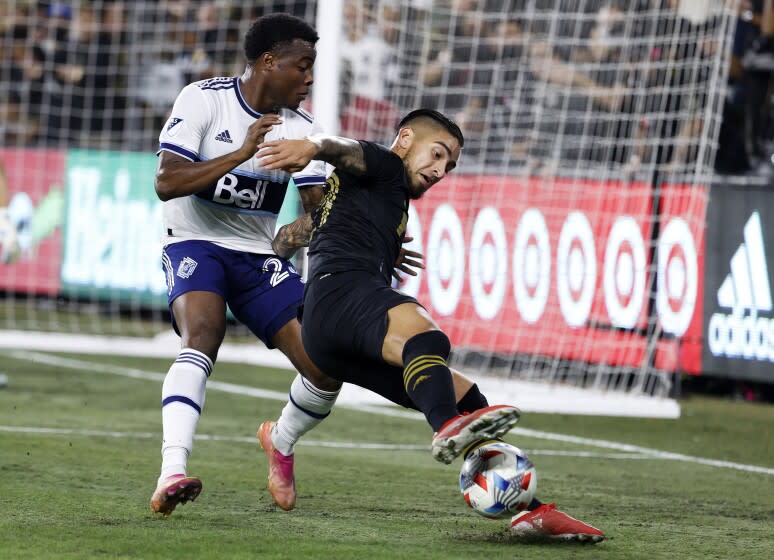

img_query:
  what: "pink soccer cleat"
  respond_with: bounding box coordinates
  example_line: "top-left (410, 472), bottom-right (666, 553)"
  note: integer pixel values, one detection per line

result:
top-left (257, 421), bottom-right (296, 510)
top-left (431, 404), bottom-right (521, 464)
top-left (510, 503), bottom-right (605, 542)
top-left (149, 474), bottom-right (202, 517)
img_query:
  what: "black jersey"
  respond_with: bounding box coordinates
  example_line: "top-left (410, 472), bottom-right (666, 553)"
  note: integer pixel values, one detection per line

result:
top-left (308, 141), bottom-right (409, 284)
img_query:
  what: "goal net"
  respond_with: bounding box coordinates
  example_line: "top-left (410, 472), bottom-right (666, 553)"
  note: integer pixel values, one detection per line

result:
top-left (0, 0), bottom-right (739, 417)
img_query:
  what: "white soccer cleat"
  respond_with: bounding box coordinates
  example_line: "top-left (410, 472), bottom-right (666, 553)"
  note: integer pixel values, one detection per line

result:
top-left (431, 404), bottom-right (521, 464)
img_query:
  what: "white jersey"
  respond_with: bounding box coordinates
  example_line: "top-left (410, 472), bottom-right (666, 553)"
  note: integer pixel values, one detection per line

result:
top-left (157, 76), bottom-right (326, 254)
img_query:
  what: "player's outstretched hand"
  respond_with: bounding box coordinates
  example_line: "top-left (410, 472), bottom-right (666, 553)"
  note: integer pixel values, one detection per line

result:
top-left (393, 235), bottom-right (424, 283)
top-left (240, 114), bottom-right (283, 160)
top-left (257, 139), bottom-right (317, 173)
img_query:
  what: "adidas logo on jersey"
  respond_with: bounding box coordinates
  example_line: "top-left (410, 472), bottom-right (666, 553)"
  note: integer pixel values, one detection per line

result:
top-left (215, 130), bottom-right (233, 143)
top-left (708, 211), bottom-right (774, 362)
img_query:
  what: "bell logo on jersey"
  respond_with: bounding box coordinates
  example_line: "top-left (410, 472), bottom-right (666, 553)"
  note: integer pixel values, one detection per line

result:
top-left (212, 173), bottom-right (269, 209)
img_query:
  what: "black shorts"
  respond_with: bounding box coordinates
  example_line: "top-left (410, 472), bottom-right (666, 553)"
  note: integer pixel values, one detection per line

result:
top-left (300, 270), bottom-right (419, 409)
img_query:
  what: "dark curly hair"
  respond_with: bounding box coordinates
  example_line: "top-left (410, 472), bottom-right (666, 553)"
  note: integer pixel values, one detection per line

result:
top-left (244, 13), bottom-right (319, 65)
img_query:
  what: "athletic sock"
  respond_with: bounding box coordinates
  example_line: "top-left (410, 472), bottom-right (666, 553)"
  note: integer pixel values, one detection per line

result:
top-left (272, 374), bottom-right (340, 456)
top-left (527, 498), bottom-right (543, 510)
top-left (159, 348), bottom-right (212, 484)
top-left (402, 330), bottom-right (459, 432)
top-left (456, 383), bottom-right (489, 413)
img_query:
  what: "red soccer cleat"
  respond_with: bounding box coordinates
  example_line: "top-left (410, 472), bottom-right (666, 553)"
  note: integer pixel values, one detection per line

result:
top-left (150, 474), bottom-right (202, 517)
top-left (431, 404), bottom-right (521, 464)
top-left (510, 503), bottom-right (605, 542)
top-left (257, 421), bottom-right (296, 510)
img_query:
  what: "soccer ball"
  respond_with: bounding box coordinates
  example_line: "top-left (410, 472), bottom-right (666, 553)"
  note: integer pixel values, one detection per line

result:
top-left (459, 441), bottom-right (537, 519)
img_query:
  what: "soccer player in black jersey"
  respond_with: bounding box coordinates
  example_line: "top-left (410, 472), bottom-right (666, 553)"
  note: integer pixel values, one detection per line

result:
top-left (258, 109), bottom-right (605, 542)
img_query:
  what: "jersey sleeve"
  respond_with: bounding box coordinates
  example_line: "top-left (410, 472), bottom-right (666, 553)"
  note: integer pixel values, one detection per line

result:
top-left (157, 84), bottom-right (211, 161)
top-left (358, 141), bottom-right (405, 184)
top-left (292, 118), bottom-right (327, 189)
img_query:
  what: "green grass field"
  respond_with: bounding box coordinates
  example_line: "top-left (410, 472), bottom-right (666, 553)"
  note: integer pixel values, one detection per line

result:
top-left (1, 349), bottom-right (773, 559)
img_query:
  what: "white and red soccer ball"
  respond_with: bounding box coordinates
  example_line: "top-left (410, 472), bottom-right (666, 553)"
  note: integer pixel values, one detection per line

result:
top-left (459, 441), bottom-right (538, 519)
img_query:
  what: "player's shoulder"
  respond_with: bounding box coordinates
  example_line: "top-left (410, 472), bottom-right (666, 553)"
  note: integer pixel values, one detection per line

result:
top-left (362, 141), bottom-right (400, 162)
top-left (191, 76), bottom-right (237, 92)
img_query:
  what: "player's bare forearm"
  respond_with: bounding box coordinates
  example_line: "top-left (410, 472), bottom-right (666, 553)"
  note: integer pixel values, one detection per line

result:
top-left (272, 213), bottom-right (314, 259)
top-left (259, 135), bottom-right (366, 176)
top-left (299, 185), bottom-right (324, 214)
top-left (154, 150), bottom-right (248, 201)
top-left (155, 114), bottom-right (281, 201)
top-left (309, 135), bottom-right (367, 176)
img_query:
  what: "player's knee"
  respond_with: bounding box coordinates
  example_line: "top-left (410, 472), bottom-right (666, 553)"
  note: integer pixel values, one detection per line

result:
top-left (402, 329), bottom-right (451, 365)
top-left (180, 322), bottom-right (225, 363)
top-left (303, 368), bottom-right (342, 392)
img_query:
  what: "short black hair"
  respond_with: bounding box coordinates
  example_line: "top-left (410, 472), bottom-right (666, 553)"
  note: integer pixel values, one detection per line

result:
top-left (244, 13), bottom-right (319, 65)
top-left (397, 109), bottom-right (465, 147)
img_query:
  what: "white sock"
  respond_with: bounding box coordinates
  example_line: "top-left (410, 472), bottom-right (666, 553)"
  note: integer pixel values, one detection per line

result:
top-left (272, 374), bottom-right (340, 456)
top-left (159, 348), bottom-right (213, 484)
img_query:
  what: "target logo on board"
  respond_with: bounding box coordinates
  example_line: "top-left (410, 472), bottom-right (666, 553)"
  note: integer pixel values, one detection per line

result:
top-left (469, 207), bottom-right (508, 320)
top-left (426, 203), bottom-right (465, 316)
top-left (512, 208), bottom-right (551, 324)
top-left (603, 216), bottom-right (647, 329)
top-left (556, 211), bottom-right (596, 328)
top-left (657, 217), bottom-right (698, 336)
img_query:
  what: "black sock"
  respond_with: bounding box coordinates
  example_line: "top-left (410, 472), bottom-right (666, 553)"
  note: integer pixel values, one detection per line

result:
top-left (402, 330), bottom-right (458, 431)
top-left (528, 498), bottom-right (543, 511)
top-left (456, 383), bottom-right (488, 413)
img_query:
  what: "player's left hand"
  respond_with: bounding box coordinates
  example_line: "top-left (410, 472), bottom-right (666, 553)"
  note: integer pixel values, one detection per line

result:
top-left (393, 236), bottom-right (424, 283)
top-left (257, 139), bottom-right (317, 173)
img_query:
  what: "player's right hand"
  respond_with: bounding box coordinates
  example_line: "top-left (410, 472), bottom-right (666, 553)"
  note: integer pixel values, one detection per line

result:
top-left (241, 114), bottom-right (283, 159)
top-left (256, 139), bottom-right (317, 173)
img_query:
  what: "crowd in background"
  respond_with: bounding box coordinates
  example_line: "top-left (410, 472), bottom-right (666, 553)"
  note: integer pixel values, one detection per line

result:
top-left (0, 0), bottom-right (772, 178)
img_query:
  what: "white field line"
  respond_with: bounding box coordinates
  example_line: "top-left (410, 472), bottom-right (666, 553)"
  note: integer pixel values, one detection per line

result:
top-left (4, 350), bottom-right (774, 476)
top-left (0, 425), bottom-right (653, 460)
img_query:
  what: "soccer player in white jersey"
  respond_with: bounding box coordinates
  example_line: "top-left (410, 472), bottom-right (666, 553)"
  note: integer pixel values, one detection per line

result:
top-left (149, 13), bottom-right (346, 517)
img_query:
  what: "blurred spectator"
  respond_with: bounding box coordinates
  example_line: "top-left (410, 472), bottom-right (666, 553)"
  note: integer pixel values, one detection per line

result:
top-left (3, 24), bottom-right (45, 144)
top-left (716, 0), bottom-right (774, 175)
top-left (85, 3), bottom-right (129, 141)
top-left (420, 2), bottom-right (499, 113)
top-left (339, 0), bottom-right (401, 140)
top-left (41, 3), bottom-right (89, 145)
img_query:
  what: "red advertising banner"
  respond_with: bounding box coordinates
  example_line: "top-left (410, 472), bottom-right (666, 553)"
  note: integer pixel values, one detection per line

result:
top-left (653, 183), bottom-right (707, 375)
top-left (0, 149), bottom-right (66, 295)
top-left (403, 175), bottom-right (705, 372)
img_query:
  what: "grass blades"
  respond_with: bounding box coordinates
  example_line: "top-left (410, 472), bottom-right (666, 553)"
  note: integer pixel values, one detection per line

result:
top-left (1, 351), bottom-right (773, 559)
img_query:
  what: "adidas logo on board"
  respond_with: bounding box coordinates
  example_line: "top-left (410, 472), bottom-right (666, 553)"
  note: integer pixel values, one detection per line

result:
top-left (708, 211), bottom-right (774, 362)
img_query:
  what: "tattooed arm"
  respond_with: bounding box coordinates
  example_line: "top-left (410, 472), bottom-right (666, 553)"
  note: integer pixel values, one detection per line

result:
top-left (258, 135), bottom-right (367, 176)
top-left (271, 185), bottom-right (324, 259)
